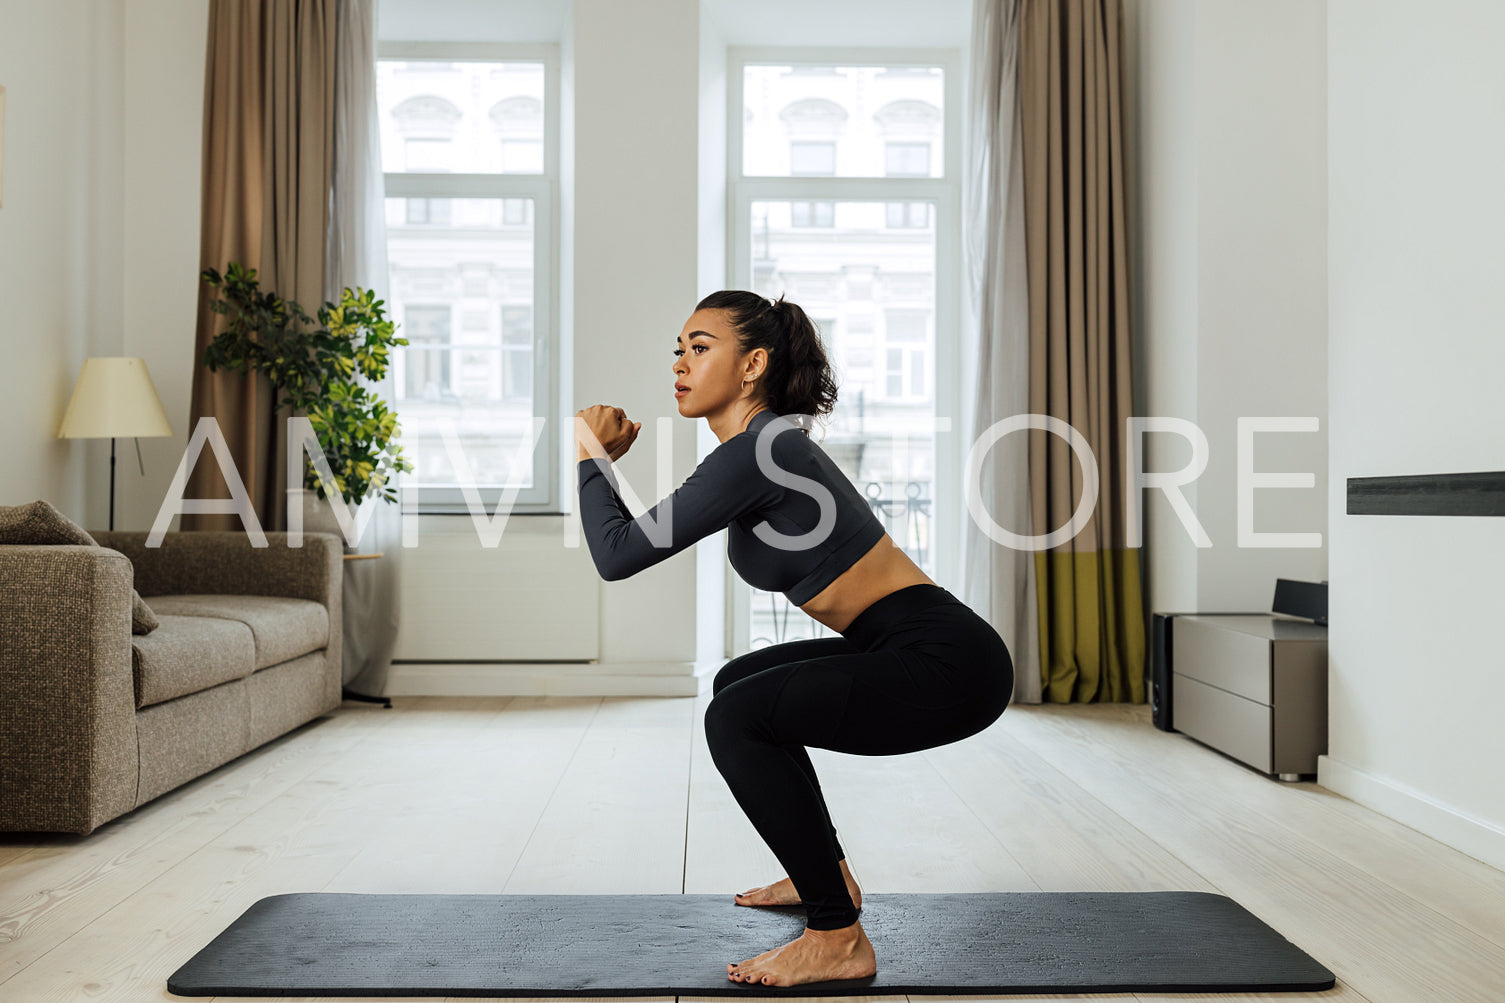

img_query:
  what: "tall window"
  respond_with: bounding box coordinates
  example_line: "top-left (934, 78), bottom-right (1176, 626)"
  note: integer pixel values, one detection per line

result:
top-left (378, 45), bottom-right (558, 512)
top-left (732, 52), bottom-right (960, 652)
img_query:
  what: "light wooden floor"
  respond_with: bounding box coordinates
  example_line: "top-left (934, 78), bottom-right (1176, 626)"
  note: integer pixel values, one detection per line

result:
top-left (2, 694), bottom-right (1503, 1002)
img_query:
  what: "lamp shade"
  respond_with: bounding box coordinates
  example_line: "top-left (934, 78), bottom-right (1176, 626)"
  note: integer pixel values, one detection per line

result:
top-left (57, 357), bottom-right (174, 439)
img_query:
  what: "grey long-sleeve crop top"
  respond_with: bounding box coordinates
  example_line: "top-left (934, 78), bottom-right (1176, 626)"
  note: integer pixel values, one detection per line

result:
top-left (575, 408), bottom-right (887, 605)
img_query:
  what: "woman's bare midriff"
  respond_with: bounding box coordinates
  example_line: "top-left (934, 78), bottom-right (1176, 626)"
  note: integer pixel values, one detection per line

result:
top-left (798, 534), bottom-right (937, 635)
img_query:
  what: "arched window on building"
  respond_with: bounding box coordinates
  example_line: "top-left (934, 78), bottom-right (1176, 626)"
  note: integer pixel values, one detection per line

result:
top-left (391, 94), bottom-right (464, 173)
top-left (873, 99), bottom-right (941, 228)
top-left (489, 95), bottom-right (544, 175)
top-left (779, 97), bottom-right (848, 227)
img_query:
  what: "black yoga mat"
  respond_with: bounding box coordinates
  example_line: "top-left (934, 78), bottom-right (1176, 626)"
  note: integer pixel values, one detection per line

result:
top-left (168, 891), bottom-right (1336, 997)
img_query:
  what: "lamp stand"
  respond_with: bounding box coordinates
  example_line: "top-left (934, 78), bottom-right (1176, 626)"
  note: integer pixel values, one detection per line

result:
top-left (109, 437), bottom-right (116, 532)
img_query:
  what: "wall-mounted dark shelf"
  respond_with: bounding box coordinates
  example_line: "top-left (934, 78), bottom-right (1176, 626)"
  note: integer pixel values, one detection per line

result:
top-left (1347, 471), bottom-right (1505, 517)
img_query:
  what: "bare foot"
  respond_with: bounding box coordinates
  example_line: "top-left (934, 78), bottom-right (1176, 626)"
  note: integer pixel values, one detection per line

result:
top-left (734, 858), bottom-right (863, 910)
top-left (727, 920), bottom-right (876, 987)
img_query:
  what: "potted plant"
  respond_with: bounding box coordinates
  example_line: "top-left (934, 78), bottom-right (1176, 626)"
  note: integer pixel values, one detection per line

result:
top-left (200, 261), bottom-right (414, 536)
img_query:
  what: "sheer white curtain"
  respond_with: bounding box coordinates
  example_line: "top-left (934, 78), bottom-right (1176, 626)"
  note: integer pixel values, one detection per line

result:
top-left (961, 0), bottom-right (1041, 704)
top-left (325, 0), bottom-right (400, 699)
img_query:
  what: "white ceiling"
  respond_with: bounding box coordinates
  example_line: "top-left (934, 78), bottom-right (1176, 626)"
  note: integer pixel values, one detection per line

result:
top-left (703, 0), bottom-right (972, 47)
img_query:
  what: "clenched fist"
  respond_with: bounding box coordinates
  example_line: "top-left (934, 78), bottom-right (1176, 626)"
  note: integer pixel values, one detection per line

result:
top-left (575, 404), bottom-right (642, 462)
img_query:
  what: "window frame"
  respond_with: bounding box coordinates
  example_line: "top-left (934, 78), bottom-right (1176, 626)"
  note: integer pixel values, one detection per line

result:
top-left (378, 40), bottom-right (560, 514)
top-left (726, 46), bottom-right (963, 654)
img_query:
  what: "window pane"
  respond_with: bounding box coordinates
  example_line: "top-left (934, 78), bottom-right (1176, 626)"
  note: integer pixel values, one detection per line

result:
top-left (379, 60), bottom-right (545, 175)
top-left (403, 306), bottom-right (452, 400)
top-left (406, 197), bottom-right (454, 225)
top-left (790, 201), bottom-right (836, 228)
top-left (501, 306), bottom-right (533, 400)
top-left (885, 199), bottom-right (932, 231)
top-left (743, 65), bottom-right (944, 178)
top-left (386, 197), bottom-right (536, 489)
top-left (502, 198), bottom-right (531, 225)
top-left (790, 141), bottom-right (836, 175)
top-left (885, 309), bottom-right (927, 342)
top-left (884, 141), bottom-right (930, 177)
top-left (404, 138), bottom-right (453, 172)
top-left (501, 139), bottom-right (543, 173)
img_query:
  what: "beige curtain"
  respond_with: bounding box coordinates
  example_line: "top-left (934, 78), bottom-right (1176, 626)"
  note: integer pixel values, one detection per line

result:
top-left (185, 0), bottom-right (337, 532)
top-left (1018, 0), bottom-right (1145, 702)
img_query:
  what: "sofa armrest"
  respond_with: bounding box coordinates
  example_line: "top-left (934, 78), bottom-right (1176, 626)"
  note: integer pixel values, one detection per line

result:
top-left (0, 545), bottom-right (139, 834)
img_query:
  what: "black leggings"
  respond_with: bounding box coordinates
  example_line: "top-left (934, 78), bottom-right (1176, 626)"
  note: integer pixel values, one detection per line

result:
top-left (704, 583), bottom-right (1013, 930)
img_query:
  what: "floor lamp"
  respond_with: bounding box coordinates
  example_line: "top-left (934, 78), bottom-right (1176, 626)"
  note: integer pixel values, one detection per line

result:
top-left (57, 357), bottom-right (174, 531)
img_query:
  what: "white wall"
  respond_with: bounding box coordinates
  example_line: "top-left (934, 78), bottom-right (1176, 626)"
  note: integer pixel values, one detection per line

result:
top-left (702, 0), bottom-right (969, 48)
top-left (1128, 0), bottom-right (1200, 612)
top-left (1323, 0), bottom-right (1505, 869)
top-left (570, 0), bottom-right (708, 673)
top-left (1133, 0), bottom-right (1505, 869)
top-left (0, 0), bottom-right (125, 527)
top-left (0, 0), bottom-right (203, 532)
top-left (378, 0), bottom-right (565, 42)
top-left (120, 0), bottom-right (209, 535)
top-left (695, 6), bottom-right (730, 671)
top-left (1133, 0), bottom-right (1329, 618)
top-left (1192, 0), bottom-right (1328, 607)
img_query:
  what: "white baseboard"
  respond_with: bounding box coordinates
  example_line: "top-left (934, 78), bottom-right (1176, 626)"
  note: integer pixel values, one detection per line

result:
top-left (384, 661), bottom-right (724, 698)
top-left (1318, 754), bottom-right (1505, 873)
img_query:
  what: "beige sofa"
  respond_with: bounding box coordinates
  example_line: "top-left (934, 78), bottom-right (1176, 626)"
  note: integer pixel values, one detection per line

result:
top-left (0, 531), bottom-right (343, 836)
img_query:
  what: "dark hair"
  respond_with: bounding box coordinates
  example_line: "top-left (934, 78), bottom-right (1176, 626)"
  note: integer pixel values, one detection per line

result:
top-left (694, 289), bottom-right (837, 438)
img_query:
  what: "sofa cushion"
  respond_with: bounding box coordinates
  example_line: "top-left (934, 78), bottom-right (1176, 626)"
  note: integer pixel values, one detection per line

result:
top-left (0, 500), bottom-right (159, 634)
top-left (131, 614), bottom-right (256, 708)
top-left (141, 594), bottom-right (330, 670)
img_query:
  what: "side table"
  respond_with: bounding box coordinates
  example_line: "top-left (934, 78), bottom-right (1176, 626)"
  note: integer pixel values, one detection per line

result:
top-left (1170, 614), bottom-right (1327, 780)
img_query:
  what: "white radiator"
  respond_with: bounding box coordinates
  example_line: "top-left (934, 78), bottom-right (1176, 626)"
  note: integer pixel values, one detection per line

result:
top-left (393, 516), bottom-right (599, 662)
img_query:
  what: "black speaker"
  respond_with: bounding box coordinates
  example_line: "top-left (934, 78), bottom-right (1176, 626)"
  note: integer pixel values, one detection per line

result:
top-left (1273, 578), bottom-right (1328, 625)
top-left (1150, 613), bottom-right (1175, 731)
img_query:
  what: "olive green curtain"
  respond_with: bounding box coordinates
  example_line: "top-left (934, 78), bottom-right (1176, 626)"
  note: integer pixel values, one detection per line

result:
top-left (184, 0), bottom-right (337, 532)
top-left (1019, 0), bottom-right (1145, 702)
